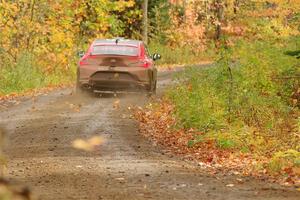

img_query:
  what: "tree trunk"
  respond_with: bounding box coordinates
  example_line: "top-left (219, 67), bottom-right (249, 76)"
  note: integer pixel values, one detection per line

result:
top-left (234, 0), bottom-right (239, 14)
top-left (142, 0), bottom-right (148, 45)
top-left (182, 0), bottom-right (187, 23)
top-left (214, 0), bottom-right (224, 40)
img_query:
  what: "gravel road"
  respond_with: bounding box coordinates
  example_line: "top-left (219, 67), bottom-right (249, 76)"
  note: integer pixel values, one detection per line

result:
top-left (0, 68), bottom-right (299, 200)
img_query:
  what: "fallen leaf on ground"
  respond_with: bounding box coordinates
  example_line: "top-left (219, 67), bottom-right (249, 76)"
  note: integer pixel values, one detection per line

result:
top-left (65, 102), bottom-right (81, 112)
top-left (226, 184), bottom-right (235, 187)
top-left (72, 136), bottom-right (104, 152)
top-left (236, 178), bottom-right (243, 183)
top-left (113, 99), bottom-right (120, 109)
top-left (133, 99), bottom-right (300, 186)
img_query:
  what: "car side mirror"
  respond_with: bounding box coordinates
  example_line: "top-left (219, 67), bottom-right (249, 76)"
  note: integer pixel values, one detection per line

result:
top-left (152, 53), bottom-right (161, 61)
top-left (78, 50), bottom-right (85, 58)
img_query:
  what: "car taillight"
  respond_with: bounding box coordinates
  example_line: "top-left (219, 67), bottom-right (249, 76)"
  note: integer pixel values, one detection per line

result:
top-left (141, 61), bottom-right (150, 68)
top-left (79, 56), bottom-right (89, 66)
top-left (79, 60), bottom-right (88, 66)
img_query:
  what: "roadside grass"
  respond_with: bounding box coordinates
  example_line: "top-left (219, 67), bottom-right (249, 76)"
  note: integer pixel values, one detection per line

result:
top-left (166, 37), bottom-right (300, 176)
top-left (0, 53), bottom-right (44, 94)
top-left (0, 52), bottom-right (76, 96)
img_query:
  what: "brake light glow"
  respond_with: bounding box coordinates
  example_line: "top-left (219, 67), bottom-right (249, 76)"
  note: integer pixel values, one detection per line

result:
top-left (79, 55), bottom-right (89, 66)
top-left (142, 61), bottom-right (150, 68)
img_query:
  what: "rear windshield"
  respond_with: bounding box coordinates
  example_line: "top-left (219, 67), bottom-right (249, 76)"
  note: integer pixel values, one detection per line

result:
top-left (92, 45), bottom-right (139, 56)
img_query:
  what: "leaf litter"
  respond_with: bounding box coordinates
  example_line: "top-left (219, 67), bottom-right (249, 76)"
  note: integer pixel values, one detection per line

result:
top-left (133, 99), bottom-right (300, 188)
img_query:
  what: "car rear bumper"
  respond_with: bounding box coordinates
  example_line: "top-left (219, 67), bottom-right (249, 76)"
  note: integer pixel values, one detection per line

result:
top-left (78, 66), bottom-right (153, 92)
top-left (79, 82), bottom-right (149, 93)
top-left (78, 73), bottom-right (150, 92)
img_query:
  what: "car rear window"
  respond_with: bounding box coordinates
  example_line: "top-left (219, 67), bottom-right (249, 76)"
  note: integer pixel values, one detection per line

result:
top-left (92, 45), bottom-right (139, 56)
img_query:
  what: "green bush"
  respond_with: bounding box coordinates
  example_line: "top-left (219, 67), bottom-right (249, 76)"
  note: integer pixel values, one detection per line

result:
top-left (216, 138), bottom-right (237, 149)
top-left (0, 53), bottom-right (43, 94)
top-left (268, 150), bottom-right (300, 173)
top-left (168, 37), bottom-right (300, 155)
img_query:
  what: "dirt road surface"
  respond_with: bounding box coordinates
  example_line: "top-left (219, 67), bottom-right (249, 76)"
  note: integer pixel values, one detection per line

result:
top-left (0, 69), bottom-right (299, 200)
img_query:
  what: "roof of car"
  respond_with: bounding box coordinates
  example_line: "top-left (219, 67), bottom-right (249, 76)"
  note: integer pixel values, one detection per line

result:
top-left (93, 38), bottom-right (142, 46)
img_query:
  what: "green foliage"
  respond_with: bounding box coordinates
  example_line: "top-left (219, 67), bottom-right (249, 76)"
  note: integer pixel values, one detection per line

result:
top-left (269, 150), bottom-right (300, 173)
top-left (168, 37), bottom-right (300, 155)
top-left (216, 138), bottom-right (236, 149)
top-left (168, 65), bottom-right (226, 132)
top-left (0, 53), bottom-right (43, 94)
top-left (0, 52), bottom-right (75, 95)
top-left (187, 135), bottom-right (204, 148)
top-left (148, 0), bottom-right (172, 43)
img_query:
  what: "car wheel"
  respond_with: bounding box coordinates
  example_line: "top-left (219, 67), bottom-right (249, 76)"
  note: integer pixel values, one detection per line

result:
top-left (75, 81), bottom-right (84, 94)
top-left (147, 80), bottom-right (156, 96)
top-left (75, 71), bottom-right (87, 95)
top-left (151, 80), bottom-right (157, 94)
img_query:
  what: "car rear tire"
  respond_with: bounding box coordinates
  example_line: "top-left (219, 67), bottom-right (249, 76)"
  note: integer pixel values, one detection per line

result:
top-left (147, 80), bottom-right (157, 96)
top-left (75, 81), bottom-right (84, 94)
top-left (75, 69), bottom-right (88, 95)
top-left (75, 74), bottom-right (88, 95)
top-left (152, 80), bottom-right (157, 94)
